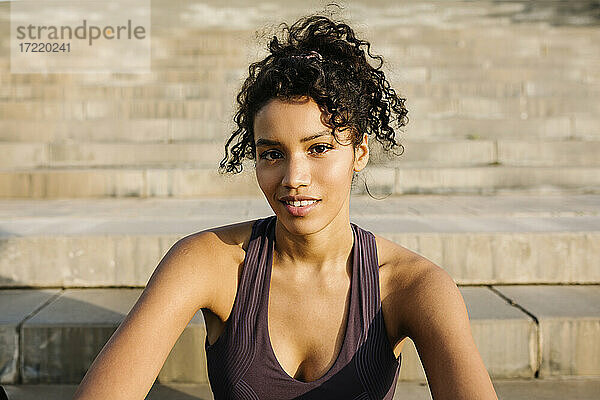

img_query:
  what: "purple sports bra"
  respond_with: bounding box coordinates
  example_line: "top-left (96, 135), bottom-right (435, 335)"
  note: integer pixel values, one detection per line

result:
top-left (205, 215), bottom-right (402, 399)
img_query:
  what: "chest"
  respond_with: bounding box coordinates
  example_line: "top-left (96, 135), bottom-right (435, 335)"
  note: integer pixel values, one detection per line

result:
top-left (204, 267), bottom-right (405, 384)
top-left (266, 268), bottom-right (353, 382)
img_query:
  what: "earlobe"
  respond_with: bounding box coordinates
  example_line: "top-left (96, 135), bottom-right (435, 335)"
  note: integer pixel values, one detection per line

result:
top-left (353, 133), bottom-right (369, 172)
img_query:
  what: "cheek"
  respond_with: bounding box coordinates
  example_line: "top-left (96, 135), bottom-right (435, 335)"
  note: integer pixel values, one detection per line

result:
top-left (321, 162), bottom-right (350, 182)
top-left (255, 166), bottom-right (280, 198)
top-left (318, 156), bottom-right (354, 189)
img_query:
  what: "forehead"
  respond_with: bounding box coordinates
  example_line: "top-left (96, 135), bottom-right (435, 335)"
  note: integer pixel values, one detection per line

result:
top-left (253, 97), bottom-right (327, 139)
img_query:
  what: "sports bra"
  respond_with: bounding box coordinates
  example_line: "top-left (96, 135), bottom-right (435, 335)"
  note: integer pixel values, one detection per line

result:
top-left (205, 215), bottom-right (402, 399)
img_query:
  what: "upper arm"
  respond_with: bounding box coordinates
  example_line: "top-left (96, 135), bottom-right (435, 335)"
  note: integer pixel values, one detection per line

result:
top-left (401, 260), bottom-right (498, 400)
top-left (72, 232), bottom-right (222, 400)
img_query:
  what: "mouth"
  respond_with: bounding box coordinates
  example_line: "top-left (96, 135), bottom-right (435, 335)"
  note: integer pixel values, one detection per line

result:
top-left (279, 199), bottom-right (321, 217)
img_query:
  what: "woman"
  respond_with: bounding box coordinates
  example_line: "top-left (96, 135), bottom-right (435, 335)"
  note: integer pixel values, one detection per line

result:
top-left (73, 14), bottom-right (498, 400)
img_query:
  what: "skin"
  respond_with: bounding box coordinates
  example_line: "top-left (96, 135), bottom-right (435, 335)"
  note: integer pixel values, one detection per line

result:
top-left (250, 96), bottom-right (369, 382)
top-left (254, 96), bottom-right (364, 274)
top-left (72, 96), bottom-right (498, 400)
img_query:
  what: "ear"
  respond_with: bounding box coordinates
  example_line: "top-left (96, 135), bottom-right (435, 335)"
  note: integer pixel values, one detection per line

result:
top-left (353, 133), bottom-right (369, 172)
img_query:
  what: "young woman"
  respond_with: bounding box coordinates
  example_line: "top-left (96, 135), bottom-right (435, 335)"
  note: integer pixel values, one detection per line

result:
top-left (73, 14), bottom-right (498, 400)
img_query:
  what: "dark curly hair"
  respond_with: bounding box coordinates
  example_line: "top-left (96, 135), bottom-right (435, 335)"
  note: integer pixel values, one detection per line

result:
top-left (218, 13), bottom-right (408, 195)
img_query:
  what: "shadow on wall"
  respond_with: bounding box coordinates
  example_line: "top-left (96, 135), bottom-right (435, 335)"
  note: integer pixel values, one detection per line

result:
top-left (1, 383), bottom-right (210, 400)
top-left (486, 0), bottom-right (600, 27)
top-left (0, 273), bottom-right (209, 399)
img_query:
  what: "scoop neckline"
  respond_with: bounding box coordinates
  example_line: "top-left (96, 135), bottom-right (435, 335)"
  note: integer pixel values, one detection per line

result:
top-left (262, 217), bottom-right (358, 385)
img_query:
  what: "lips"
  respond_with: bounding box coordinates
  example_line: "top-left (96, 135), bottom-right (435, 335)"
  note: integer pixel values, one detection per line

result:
top-left (279, 199), bottom-right (321, 217)
top-left (278, 196), bottom-right (321, 202)
top-left (280, 199), bottom-right (319, 206)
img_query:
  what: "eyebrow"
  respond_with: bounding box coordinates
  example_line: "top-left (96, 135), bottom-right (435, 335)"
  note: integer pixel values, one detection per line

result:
top-left (255, 130), bottom-right (332, 148)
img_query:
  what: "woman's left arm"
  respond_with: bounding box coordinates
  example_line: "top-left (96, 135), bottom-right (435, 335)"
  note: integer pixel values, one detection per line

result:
top-left (400, 260), bottom-right (499, 400)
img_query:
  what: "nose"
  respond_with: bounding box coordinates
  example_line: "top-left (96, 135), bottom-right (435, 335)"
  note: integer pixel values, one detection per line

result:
top-left (281, 155), bottom-right (310, 189)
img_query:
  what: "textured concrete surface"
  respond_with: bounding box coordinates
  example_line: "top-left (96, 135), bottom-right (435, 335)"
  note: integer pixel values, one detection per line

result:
top-left (1, 195), bottom-right (598, 286)
top-left (0, 290), bottom-right (60, 384)
top-left (0, 286), bottom-right (598, 384)
top-left (0, 0), bottom-right (599, 390)
top-left (399, 286), bottom-right (537, 381)
top-left (492, 285), bottom-right (600, 377)
top-left (19, 289), bottom-right (207, 384)
top-left (0, 0), bottom-right (599, 197)
top-left (1, 194), bottom-right (598, 220)
top-left (3, 140), bottom-right (600, 169)
top-left (2, 166), bottom-right (600, 198)
top-left (3, 378), bottom-right (600, 400)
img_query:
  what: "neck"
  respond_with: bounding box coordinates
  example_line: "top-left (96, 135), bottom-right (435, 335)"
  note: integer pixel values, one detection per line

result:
top-left (273, 202), bottom-right (354, 275)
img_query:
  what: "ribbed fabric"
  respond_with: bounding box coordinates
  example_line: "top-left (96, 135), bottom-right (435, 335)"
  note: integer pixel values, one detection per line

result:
top-left (205, 215), bottom-right (402, 399)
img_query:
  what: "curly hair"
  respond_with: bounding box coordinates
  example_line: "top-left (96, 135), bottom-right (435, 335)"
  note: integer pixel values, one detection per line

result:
top-left (218, 13), bottom-right (409, 190)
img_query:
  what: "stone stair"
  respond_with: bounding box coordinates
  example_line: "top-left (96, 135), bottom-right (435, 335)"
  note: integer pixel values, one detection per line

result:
top-left (0, 0), bottom-right (599, 398)
top-left (0, 196), bottom-right (598, 393)
top-left (4, 378), bottom-right (600, 400)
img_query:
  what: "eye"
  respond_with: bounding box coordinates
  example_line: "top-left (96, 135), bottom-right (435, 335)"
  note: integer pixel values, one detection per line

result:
top-left (259, 150), bottom-right (282, 161)
top-left (311, 144), bottom-right (333, 155)
top-left (258, 144), bottom-right (333, 161)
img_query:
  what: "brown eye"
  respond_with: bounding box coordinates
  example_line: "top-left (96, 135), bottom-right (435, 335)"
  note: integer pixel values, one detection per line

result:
top-left (312, 144), bottom-right (333, 154)
top-left (259, 150), bottom-right (282, 160)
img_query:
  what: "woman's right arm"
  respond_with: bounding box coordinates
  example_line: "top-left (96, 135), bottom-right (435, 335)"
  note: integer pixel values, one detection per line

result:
top-left (72, 231), bottom-right (222, 400)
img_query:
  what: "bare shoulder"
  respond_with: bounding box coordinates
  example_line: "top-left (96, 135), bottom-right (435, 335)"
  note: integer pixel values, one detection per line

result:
top-left (373, 239), bottom-right (497, 399)
top-left (374, 233), bottom-right (460, 338)
top-left (179, 219), bottom-right (256, 314)
top-left (374, 233), bottom-right (448, 291)
top-left (375, 232), bottom-right (455, 291)
top-left (184, 218), bottom-right (256, 253)
top-left (70, 219), bottom-right (260, 399)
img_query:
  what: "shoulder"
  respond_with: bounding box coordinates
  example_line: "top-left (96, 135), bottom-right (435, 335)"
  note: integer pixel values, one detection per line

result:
top-left (173, 220), bottom-right (256, 315)
top-left (373, 240), bottom-right (498, 399)
top-left (164, 218), bottom-right (258, 310)
top-left (183, 218), bottom-right (257, 253)
top-left (374, 233), bottom-right (463, 338)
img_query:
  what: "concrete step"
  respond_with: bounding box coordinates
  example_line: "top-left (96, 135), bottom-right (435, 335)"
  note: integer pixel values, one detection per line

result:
top-left (411, 115), bottom-right (599, 141)
top-left (0, 79), bottom-right (600, 101)
top-left (0, 65), bottom-right (597, 88)
top-left (0, 119), bottom-right (228, 143)
top-left (0, 95), bottom-right (597, 120)
top-left (150, 50), bottom-right (600, 69)
top-left (0, 288), bottom-right (206, 385)
top-left (146, 25), bottom-right (600, 59)
top-left (1, 23), bottom-right (597, 65)
top-left (0, 0), bottom-right (597, 392)
top-left (375, 24), bottom-right (599, 48)
top-left (0, 82), bottom-right (239, 102)
top-left (0, 70), bottom-right (233, 85)
top-left (1, 115), bottom-right (598, 143)
top-left (1, 286), bottom-right (598, 385)
top-left (492, 285), bottom-right (600, 378)
top-left (0, 194), bottom-right (598, 286)
top-left (1, 139), bottom-right (599, 169)
top-left (1, 165), bottom-right (600, 198)
top-left (3, 378), bottom-right (600, 400)
top-left (0, 99), bottom-right (229, 120)
top-left (3, 0), bottom-right (598, 31)
top-left (3, 81), bottom-right (598, 102)
top-left (392, 66), bottom-right (595, 85)
top-left (3, 45), bottom-right (599, 73)
top-left (379, 44), bottom-right (600, 69)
